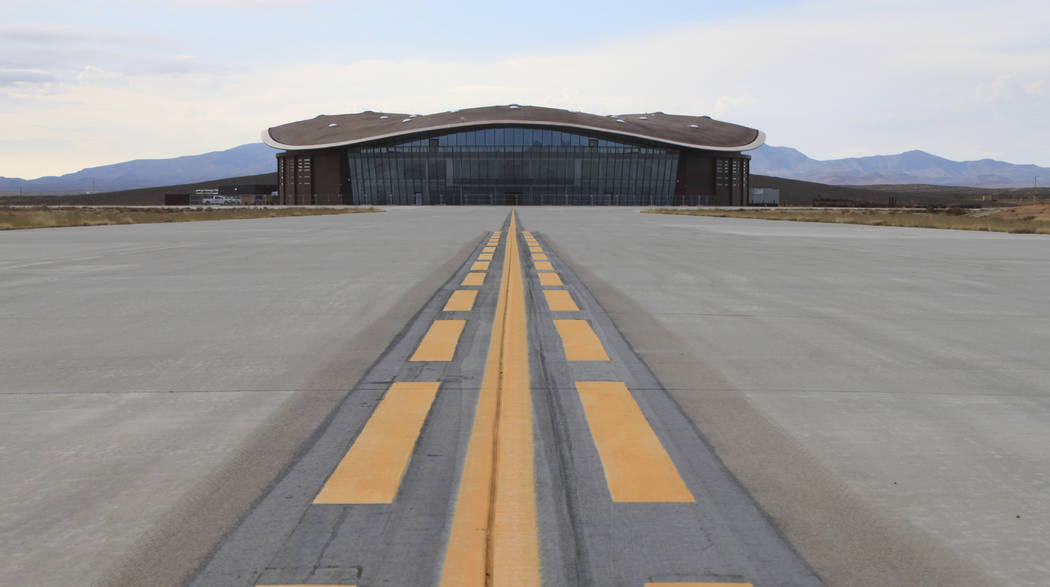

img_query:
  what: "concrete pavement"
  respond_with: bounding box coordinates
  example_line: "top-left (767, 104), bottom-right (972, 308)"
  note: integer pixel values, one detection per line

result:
top-left (517, 207), bottom-right (1050, 586)
top-left (3, 206), bottom-right (1048, 585)
top-left (0, 208), bottom-right (508, 586)
top-left (191, 212), bottom-right (818, 586)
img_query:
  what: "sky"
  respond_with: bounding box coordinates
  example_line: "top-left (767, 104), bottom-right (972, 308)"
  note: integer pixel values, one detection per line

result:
top-left (1, 0), bottom-right (1048, 179)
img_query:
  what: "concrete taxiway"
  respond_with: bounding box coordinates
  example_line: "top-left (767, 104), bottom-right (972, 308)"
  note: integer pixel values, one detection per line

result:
top-left (191, 212), bottom-right (817, 586)
top-left (1, 207), bottom-right (1047, 586)
top-left (518, 208), bottom-right (1050, 586)
top-left (0, 208), bottom-right (507, 586)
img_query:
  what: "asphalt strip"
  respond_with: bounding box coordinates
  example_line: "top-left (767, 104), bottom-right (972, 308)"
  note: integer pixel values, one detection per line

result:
top-left (186, 211), bottom-right (824, 586)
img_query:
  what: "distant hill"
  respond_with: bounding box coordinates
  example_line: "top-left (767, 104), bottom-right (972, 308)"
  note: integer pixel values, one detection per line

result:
top-left (4, 140), bottom-right (1048, 196)
top-left (750, 145), bottom-right (1049, 188)
top-left (9, 172), bottom-right (1045, 208)
top-left (0, 173), bottom-right (277, 206)
top-left (0, 143), bottom-right (277, 194)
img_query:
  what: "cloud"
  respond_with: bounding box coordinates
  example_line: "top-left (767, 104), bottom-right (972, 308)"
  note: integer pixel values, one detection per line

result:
top-left (0, 23), bottom-right (164, 46)
top-left (2, 0), bottom-right (1049, 178)
top-left (976, 74), bottom-right (1047, 105)
top-left (0, 70), bottom-right (57, 86)
top-left (127, 0), bottom-right (315, 7)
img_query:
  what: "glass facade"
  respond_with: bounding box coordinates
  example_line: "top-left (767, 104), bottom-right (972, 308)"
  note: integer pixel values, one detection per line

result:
top-left (347, 126), bottom-right (679, 205)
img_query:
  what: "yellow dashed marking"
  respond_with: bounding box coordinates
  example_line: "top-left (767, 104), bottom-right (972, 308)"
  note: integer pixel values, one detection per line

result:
top-left (538, 272), bottom-right (563, 287)
top-left (553, 320), bottom-right (609, 361)
top-left (313, 382), bottom-right (440, 504)
top-left (471, 261), bottom-right (490, 271)
top-left (543, 290), bottom-right (579, 312)
top-left (410, 320), bottom-right (466, 361)
top-left (577, 381), bottom-right (695, 503)
top-left (483, 246), bottom-right (496, 253)
top-left (478, 253), bottom-right (493, 261)
top-left (529, 246), bottom-right (543, 254)
top-left (461, 272), bottom-right (486, 286)
top-left (532, 253), bottom-right (548, 261)
top-left (534, 260), bottom-right (555, 272)
top-left (444, 289), bottom-right (478, 312)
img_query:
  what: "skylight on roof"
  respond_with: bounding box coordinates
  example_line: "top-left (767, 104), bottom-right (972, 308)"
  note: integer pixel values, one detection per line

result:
top-left (639, 116), bottom-right (648, 120)
top-left (509, 105), bottom-right (520, 109)
top-left (689, 124), bottom-right (699, 128)
top-left (379, 115), bottom-right (390, 119)
top-left (328, 123), bottom-right (338, 127)
top-left (402, 118), bottom-right (412, 123)
top-left (616, 119), bottom-right (624, 123)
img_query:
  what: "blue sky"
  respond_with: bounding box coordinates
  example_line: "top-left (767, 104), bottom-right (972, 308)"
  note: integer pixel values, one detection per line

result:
top-left (1, 0), bottom-right (1048, 178)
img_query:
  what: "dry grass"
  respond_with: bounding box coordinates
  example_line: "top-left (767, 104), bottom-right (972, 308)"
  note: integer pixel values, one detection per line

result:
top-left (0, 206), bottom-right (382, 230)
top-left (645, 204), bottom-right (1050, 234)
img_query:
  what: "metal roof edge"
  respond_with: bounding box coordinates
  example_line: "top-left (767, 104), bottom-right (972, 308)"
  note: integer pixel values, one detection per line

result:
top-left (262, 119), bottom-right (764, 153)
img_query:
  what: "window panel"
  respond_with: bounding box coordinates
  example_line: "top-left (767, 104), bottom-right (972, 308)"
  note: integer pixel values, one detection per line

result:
top-left (347, 126), bottom-right (685, 205)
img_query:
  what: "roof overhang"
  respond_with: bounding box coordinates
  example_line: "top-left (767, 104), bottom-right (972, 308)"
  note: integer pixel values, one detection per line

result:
top-left (263, 105), bottom-right (765, 153)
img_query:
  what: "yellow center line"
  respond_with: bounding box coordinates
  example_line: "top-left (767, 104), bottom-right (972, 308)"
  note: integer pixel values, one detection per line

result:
top-left (440, 212), bottom-right (540, 587)
top-left (313, 382), bottom-right (440, 504)
top-left (410, 320), bottom-right (466, 361)
top-left (444, 289), bottom-right (479, 312)
top-left (553, 319), bottom-right (610, 361)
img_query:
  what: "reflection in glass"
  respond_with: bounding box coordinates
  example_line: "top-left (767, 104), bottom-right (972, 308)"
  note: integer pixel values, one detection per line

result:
top-left (349, 125), bottom-right (678, 205)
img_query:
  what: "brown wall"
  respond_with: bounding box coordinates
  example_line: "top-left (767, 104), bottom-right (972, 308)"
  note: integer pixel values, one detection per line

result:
top-left (674, 151), bottom-right (751, 205)
top-left (674, 151), bottom-right (716, 205)
top-left (277, 149), bottom-right (352, 205)
top-left (311, 151), bottom-right (343, 205)
top-left (278, 146), bottom-right (751, 206)
top-left (277, 153), bottom-right (314, 204)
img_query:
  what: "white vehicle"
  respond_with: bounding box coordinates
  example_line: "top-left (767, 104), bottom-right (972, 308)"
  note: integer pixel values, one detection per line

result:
top-left (202, 195), bottom-right (239, 205)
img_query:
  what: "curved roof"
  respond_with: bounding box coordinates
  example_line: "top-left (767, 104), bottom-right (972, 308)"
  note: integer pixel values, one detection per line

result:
top-left (263, 105), bottom-right (764, 152)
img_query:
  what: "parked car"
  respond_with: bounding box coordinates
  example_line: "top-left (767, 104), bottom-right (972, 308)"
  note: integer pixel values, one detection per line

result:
top-left (202, 195), bottom-right (239, 205)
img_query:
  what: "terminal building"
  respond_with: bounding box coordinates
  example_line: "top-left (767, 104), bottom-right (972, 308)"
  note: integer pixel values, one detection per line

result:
top-left (263, 105), bottom-right (764, 206)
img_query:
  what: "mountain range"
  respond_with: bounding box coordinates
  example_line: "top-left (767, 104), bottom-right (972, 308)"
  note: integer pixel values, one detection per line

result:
top-left (749, 145), bottom-right (1048, 188)
top-left (2, 142), bottom-right (1047, 194)
top-left (0, 143), bottom-right (278, 194)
